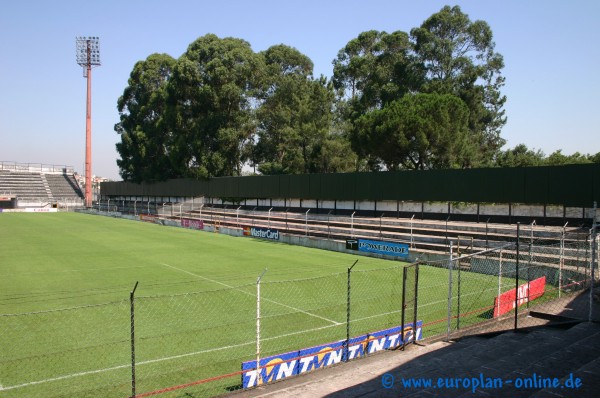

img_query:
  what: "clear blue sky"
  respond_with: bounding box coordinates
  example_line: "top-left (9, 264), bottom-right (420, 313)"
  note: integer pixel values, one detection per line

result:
top-left (1, 0), bottom-right (598, 180)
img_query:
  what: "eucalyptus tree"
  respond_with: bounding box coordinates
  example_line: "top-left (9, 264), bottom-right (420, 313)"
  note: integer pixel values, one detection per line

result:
top-left (411, 5), bottom-right (507, 166)
top-left (165, 34), bottom-right (265, 178)
top-left (115, 53), bottom-right (177, 182)
top-left (255, 45), bottom-right (339, 174)
top-left (334, 6), bottom-right (508, 170)
top-left (332, 30), bottom-right (422, 114)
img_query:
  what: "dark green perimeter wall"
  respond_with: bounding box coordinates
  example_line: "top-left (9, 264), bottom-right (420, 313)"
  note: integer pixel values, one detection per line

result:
top-left (101, 164), bottom-right (600, 208)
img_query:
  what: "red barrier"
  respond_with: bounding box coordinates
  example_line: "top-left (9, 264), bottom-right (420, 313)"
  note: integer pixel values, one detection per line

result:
top-left (493, 276), bottom-right (546, 318)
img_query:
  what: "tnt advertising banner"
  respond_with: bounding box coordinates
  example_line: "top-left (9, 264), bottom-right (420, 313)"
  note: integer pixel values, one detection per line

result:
top-left (493, 276), bottom-right (546, 317)
top-left (241, 321), bottom-right (422, 388)
top-left (181, 218), bottom-right (203, 230)
top-left (243, 226), bottom-right (280, 241)
top-left (346, 238), bottom-right (409, 258)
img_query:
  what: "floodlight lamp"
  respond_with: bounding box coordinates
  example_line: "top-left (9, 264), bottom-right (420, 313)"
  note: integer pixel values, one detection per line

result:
top-left (75, 36), bottom-right (101, 67)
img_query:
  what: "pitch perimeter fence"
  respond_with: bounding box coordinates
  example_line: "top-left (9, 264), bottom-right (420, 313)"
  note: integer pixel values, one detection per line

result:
top-left (0, 231), bottom-right (597, 398)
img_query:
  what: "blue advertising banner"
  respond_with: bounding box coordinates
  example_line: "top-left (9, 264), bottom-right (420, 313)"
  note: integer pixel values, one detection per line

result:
top-left (242, 321), bottom-right (422, 388)
top-left (358, 239), bottom-right (409, 258)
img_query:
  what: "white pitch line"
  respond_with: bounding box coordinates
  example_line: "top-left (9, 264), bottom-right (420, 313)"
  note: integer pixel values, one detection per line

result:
top-left (160, 263), bottom-right (341, 326)
top-left (0, 308), bottom-right (398, 391)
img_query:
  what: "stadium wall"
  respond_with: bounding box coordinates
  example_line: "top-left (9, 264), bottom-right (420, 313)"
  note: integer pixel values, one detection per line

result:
top-left (101, 164), bottom-right (600, 208)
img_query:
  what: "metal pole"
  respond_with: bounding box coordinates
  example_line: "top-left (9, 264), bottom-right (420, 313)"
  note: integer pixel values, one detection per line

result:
top-left (497, 249), bottom-right (503, 318)
top-left (305, 209), bottom-right (310, 236)
top-left (346, 260), bottom-right (358, 361)
top-left (447, 242), bottom-right (453, 341)
top-left (514, 223), bottom-right (520, 331)
top-left (559, 222), bottom-right (567, 298)
top-left (486, 218), bottom-right (490, 250)
top-left (268, 207), bottom-right (273, 229)
top-left (457, 245), bottom-right (461, 330)
top-left (351, 211), bottom-right (356, 238)
top-left (256, 269), bottom-right (267, 386)
top-left (527, 220), bottom-right (535, 308)
top-left (401, 265), bottom-right (407, 348)
top-left (413, 263), bottom-right (419, 342)
top-left (84, 63), bottom-right (93, 208)
top-left (589, 202), bottom-right (597, 322)
top-left (130, 281), bottom-right (139, 398)
top-left (410, 214), bottom-right (414, 248)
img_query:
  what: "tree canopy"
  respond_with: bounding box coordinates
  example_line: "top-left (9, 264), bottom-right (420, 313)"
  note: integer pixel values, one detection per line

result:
top-left (114, 7), bottom-right (595, 183)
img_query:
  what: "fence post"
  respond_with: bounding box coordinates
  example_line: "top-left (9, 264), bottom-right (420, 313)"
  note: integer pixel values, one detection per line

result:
top-left (256, 269), bottom-right (267, 386)
top-left (305, 209), bottom-right (310, 236)
top-left (130, 281), bottom-right (139, 398)
top-left (410, 214), bottom-right (415, 248)
top-left (413, 263), bottom-right (419, 339)
top-left (559, 223), bottom-right (567, 298)
top-left (346, 260), bottom-right (358, 361)
top-left (446, 242), bottom-right (453, 341)
top-left (457, 245), bottom-right (461, 330)
top-left (268, 207), bottom-right (273, 229)
top-left (527, 221), bottom-right (535, 309)
top-left (514, 223), bottom-right (520, 331)
top-left (589, 202), bottom-right (597, 322)
top-left (402, 266), bottom-right (407, 349)
top-left (497, 248), bottom-right (503, 318)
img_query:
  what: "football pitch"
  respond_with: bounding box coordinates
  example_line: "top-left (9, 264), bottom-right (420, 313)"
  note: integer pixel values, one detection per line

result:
top-left (0, 212), bottom-right (508, 397)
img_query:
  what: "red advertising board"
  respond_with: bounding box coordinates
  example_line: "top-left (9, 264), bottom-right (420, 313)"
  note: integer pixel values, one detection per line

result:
top-left (181, 218), bottom-right (204, 230)
top-left (493, 276), bottom-right (546, 318)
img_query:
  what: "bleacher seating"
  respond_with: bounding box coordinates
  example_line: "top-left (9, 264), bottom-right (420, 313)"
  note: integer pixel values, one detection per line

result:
top-left (45, 174), bottom-right (84, 200)
top-left (0, 170), bottom-right (83, 204)
top-left (0, 170), bottom-right (47, 199)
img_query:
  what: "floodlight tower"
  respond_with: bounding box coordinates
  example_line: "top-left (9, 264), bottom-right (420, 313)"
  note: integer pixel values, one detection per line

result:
top-left (75, 36), bottom-right (100, 208)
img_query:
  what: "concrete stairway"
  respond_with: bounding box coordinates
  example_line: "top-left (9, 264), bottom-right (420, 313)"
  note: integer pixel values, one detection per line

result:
top-left (231, 322), bottom-right (600, 398)
top-left (329, 322), bottom-right (600, 397)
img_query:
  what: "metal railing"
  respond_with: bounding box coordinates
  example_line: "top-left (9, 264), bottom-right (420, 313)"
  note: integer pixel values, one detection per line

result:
top-left (0, 161), bottom-right (75, 175)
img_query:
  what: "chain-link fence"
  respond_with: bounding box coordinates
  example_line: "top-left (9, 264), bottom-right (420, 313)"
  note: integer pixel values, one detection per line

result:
top-left (1, 227), bottom-right (597, 397)
top-left (0, 301), bottom-right (131, 398)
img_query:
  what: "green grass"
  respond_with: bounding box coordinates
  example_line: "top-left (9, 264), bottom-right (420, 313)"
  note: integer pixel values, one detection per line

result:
top-left (0, 212), bottom-right (516, 398)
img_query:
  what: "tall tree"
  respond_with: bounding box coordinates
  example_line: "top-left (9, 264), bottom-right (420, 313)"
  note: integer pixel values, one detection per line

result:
top-left (411, 5), bottom-right (507, 166)
top-left (332, 30), bottom-right (422, 113)
top-left (115, 53), bottom-right (176, 182)
top-left (332, 30), bottom-right (423, 169)
top-left (166, 34), bottom-right (265, 178)
top-left (255, 45), bottom-right (338, 174)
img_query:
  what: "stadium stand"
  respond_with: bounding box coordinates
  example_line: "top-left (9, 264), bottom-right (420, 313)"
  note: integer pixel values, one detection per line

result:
top-left (0, 162), bottom-right (84, 208)
top-left (45, 173), bottom-right (84, 200)
top-left (0, 170), bottom-right (47, 199)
